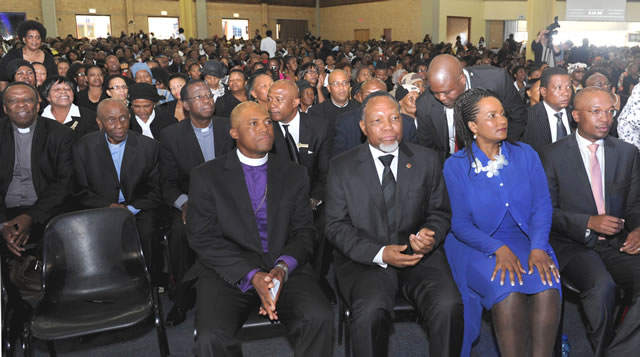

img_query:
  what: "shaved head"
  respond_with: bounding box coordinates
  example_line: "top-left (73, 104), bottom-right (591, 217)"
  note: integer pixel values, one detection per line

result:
top-left (230, 101), bottom-right (268, 128)
top-left (427, 54), bottom-right (467, 108)
top-left (573, 87), bottom-right (614, 109)
top-left (271, 79), bottom-right (299, 98)
top-left (97, 98), bottom-right (128, 118)
top-left (328, 69), bottom-right (348, 83)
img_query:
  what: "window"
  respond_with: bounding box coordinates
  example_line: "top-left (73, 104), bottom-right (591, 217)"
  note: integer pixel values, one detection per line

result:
top-left (148, 17), bottom-right (179, 40)
top-left (222, 19), bottom-right (249, 40)
top-left (76, 15), bottom-right (111, 39)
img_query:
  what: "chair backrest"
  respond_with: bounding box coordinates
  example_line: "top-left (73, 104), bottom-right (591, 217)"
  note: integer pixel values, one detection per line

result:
top-left (39, 208), bottom-right (150, 300)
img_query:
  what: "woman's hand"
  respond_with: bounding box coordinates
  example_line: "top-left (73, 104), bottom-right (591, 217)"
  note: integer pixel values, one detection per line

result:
top-left (528, 249), bottom-right (560, 286)
top-left (491, 245), bottom-right (526, 286)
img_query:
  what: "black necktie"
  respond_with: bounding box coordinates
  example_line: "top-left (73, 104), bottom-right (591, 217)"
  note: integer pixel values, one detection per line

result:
top-left (555, 112), bottom-right (567, 140)
top-left (379, 154), bottom-right (396, 232)
top-left (282, 124), bottom-right (300, 164)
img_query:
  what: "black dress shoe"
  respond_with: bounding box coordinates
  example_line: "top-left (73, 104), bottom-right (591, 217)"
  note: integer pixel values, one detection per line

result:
top-left (166, 305), bottom-right (186, 327)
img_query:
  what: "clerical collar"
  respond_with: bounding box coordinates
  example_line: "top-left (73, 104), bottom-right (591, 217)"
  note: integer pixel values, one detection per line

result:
top-left (237, 149), bottom-right (268, 166)
top-left (331, 98), bottom-right (349, 108)
top-left (191, 120), bottom-right (213, 133)
top-left (12, 119), bottom-right (37, 134)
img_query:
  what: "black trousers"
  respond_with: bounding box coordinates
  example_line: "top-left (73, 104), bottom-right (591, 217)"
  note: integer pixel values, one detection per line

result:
top-left (167, 209), bottom-right (195, 308)
top-left (335, 247), bottom-right (464, 357)
top-left (134, 209), bottom-right (163, 285)
top-left (193, 268), bottom-right (334, 357)
top-left (560, 240), bottom-right (640, 357)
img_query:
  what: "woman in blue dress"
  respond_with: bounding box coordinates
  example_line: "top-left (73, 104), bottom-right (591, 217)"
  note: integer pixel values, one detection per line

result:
top-left (443, 88), bottom-right (561, 357)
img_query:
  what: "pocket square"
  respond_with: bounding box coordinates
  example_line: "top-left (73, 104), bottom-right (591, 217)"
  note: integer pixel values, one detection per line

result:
top-left (297, 143), bottom-right (309, 149)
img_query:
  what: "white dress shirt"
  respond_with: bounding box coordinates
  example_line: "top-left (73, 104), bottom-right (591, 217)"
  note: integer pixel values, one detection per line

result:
top-left (576, 131), bottom-right (606, 201)
top-left (279, 112), bottom-right (301, 149)
top-left (368, 144), bottom-right (399, 268)
top-left (260, 36), bottom-right (277, 58)
top-left (135, 110), bottom-right (156, 139)
top-left (542, 101), bottom-right (571, 143)
top-left (444, 69), bottom-right (472, 155)
top-left (41, 104), bottom-right (80, 125)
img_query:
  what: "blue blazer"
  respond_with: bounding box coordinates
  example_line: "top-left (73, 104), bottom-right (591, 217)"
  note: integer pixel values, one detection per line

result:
top-left (443, 141), bottom-right (553, 255)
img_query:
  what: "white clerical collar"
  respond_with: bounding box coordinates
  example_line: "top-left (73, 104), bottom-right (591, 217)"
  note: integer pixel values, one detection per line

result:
top-left (41, 103), bottom-right (81, 124)
top-left (237, 149), bottom-right (268, 166)
top-left (331, 98), bottom-right (349, 108)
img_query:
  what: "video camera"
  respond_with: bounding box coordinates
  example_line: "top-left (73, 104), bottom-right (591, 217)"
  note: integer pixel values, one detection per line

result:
top-left (545, 16), bottom-right (560, 43)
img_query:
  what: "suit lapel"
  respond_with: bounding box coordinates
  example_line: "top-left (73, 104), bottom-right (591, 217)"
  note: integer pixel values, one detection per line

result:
top-left (537, 103), bottom-right (553, 144)
top-left (120, 132), bottom-right (138, 201)
top-left (266, 156), bottom-right (285, 252)
top-left (225, 153), bottom-right (263, 252)
top-left (567, 135), bottom-right (598, 213)
top-left (395, 143), bottom-right (415, 228)
top-left (30, 118), bottom-right (48, 191)
top-left (298, 114), bottom-right (312, 162)
top-left (271, 122), bottom-right (289, 158)
top-left (212, 118), bottom-right (228, 157)
top-left (0, 120), bottom-right (15, 196)
top-left (603, 138), bottom-right (618, 213)
top-left (181, 120), bottom-right (205, 164)
top-left (355, 145), bottom-right (387, 225)
top-left (432, 103), bottom-right (448, 150)
top-left (97, 131), bottom-right (120, 187)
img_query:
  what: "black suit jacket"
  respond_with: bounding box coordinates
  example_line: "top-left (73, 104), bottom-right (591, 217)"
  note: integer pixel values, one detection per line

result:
top-left (540, 134), bottom-right (640, 267)
top-left (185, 152), bottom-right (316, 285)
top-left (521, 102), bottom-right (577, 152)
top-left (416, 65), bottom-right (528, 162)
top-left (325, 142), bottom-right (451, 269)
top-left (271, 113), bottom-right (330, 200)
top-left (72, 130), bottom-right (161, 210)
top-left (158, 117), bottom-right (234, 207)
top-left (0, 117), bottom-right (74, 224)
top-left (129, 108), bottom-right (178, 140)
top-left (332, 108), bottom-right (418, 158)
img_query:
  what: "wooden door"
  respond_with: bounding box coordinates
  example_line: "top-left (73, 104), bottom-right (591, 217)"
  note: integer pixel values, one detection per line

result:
top-left (277, 19), bottom-right (308, 41)
top-left (446, 16), bottom-right (471, 45)
top-left (383, 28), bottom-right (392, 42)
top-left (354, 29), bottom-right (369, 42)
top-left (487, 20), bottom-right (505, 49)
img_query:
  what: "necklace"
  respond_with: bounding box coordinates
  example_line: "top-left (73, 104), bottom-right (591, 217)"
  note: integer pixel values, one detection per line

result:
top-left (471, 148), bottom-right (509, 178)
top-left (254, 186), bottom-right (268, 214)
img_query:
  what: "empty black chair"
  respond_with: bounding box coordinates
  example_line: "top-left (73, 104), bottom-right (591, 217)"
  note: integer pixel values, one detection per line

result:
top-left (26, 208), bottom-right (170, 356)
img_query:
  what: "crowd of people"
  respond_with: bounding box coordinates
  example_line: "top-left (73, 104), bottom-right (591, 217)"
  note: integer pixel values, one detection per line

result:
top-left (1, 18), bottom-right (640, 357)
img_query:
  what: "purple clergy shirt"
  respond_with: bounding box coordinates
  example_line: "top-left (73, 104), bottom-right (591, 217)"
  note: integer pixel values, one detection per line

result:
top-left (236, 156), bottom-right (298, 292)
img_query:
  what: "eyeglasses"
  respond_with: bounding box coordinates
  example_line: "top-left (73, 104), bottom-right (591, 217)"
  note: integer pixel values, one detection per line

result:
top-left (416, 69), bottom-right (427, 73)
top-left (76, 73), bottom-right (86, 77)
top-left (103, 117), bottom-right (129, 125)
top-left (184, 93), bottom-right (215, 102)
top-left (109, 85), bottom-right (128, 90)
top-left (580, 109), bottom-right (617, 118)
top-left (329, 80), bottom-right (350, 87)
top-left (6, 98), bottom-right (36, 106)
top-left (269, 66), bottom-right (279, 70)
top-left (591, 81), bottom-right (611, 88)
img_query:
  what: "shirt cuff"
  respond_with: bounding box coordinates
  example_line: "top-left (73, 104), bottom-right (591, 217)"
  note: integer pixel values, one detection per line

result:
top-left (373, 246), bottom-right (388, 268)
top-left (127, 205), bottom-right (141, 215)
top-left (174, 194), bottom-right (188, 210)
top-left (237, 268), bottom-right (261, 293)
top-left (585, 228), bottom-right (592, 238)
top-left (276, 255), bottom-right (298, 273)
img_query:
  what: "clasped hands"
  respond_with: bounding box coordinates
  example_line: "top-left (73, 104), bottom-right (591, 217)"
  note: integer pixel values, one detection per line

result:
top-left (1, 214), bottom-right (33, 256)
top-left (491, 246), bottom-right (560, 287)
top-left (588, 214), bottom-right (639, 255)
top-left (252, 264), bottom-right (287, 321)
top-left (382, 228), bottom-right (436, 268)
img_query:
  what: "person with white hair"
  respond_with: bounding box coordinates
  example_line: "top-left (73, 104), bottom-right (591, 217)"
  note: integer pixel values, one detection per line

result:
top-left (568, 62), bottom-right (587, 92)
top-left (617, 84), bottom-right (640, 152)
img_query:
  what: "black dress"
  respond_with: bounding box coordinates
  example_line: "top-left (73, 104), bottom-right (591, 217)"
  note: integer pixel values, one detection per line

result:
top-left (76, 89), bottom-right (108, 113)
top-left (0, 47), bottom-right (58, 82)
top-left (214, 92), bottom-right (243, 118)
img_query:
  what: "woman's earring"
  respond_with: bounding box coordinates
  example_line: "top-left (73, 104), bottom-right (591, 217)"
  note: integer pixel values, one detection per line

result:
top-left (473, 134), bottom-right (477, 139)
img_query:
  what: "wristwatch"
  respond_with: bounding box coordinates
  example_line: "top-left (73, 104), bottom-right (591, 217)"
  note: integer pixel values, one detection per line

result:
top-left (275, 262), bottom-right (289, 283)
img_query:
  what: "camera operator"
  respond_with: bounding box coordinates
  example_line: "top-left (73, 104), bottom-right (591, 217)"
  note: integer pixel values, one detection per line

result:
top-left (532, 29), bottom-right (559, 67)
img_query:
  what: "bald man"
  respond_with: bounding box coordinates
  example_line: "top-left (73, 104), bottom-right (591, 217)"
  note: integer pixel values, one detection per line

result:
top-left (73, 98), bottom-right (163, 282)
top-left (186, 102), bottom-right (333, 356)
top-left (540, 87), bottom-right (640, 356)
top-left (309, 69), bottom-right (360, 129)
top-left (332, 78), bottom-right (417, 157)
top-left (416, 54), bottom-right (527, 162)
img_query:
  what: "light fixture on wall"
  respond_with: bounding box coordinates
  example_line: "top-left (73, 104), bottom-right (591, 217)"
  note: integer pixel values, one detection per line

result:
top-left (89, 9), bottom-right (96, 14)
top-left (161, 11), bottom-right (168, 16)
top-left (233, 13), bottom-right (239, 18)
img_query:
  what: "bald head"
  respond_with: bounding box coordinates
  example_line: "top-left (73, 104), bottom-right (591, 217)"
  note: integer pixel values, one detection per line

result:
top-left (230, 101), bottom-right (268, 129)
top-left (271, 79), bottom-right (299, 98)
top-left (358, 78), bottom-right (387, 102)
top-left (573, 87), bottom-right (614, 109)
top-left (97, 98), bottom-right (128, 119)
top-left (572, 86), bottom-right (615, 142)
top-left (268, 80), bottom-right (300, 123)
top-left (427, 54), bottom-right (467, 108)
top-left (97, 98), bottom-right (130, 144)
top-left (328, 69), bottom-right (348, 83)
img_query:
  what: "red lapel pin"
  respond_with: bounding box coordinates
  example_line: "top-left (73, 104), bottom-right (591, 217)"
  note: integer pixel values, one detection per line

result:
top-left (406, 163), bottom-right (412, 169)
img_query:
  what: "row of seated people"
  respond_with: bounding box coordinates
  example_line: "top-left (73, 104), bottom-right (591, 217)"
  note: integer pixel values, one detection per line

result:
top-left (1, 53), bottom-right (639, 357)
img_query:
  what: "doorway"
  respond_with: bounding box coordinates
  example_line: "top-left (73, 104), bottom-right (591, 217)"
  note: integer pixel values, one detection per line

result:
top-left (222, 19), bottom-right (249, 40)
top-left (383, 28), bottom-right (392, 42)
top-left (76, 15), bottom-right (111, 39)
top-left (486, 20), bottom-right (505, 49)
top-left (148, 17), bottom-right (179, 40)
top-left (276, 19), bottom-right (307, 41)
top-left (354, 29), bottom-right (369, 42)
top-left (446, 16), bottom-right (471, 45)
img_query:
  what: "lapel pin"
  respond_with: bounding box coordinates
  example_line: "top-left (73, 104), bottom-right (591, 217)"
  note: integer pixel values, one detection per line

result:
top-left (297, 143), bottom-right (309, 149)
top-left (406, 163), bottom-right (412, 169)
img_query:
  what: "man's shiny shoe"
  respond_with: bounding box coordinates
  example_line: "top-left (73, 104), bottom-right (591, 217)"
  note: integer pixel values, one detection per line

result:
top-left (166, 305), bottom-right (186, 327)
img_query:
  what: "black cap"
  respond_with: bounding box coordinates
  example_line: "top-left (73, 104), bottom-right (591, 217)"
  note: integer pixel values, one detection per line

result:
top-left (128, 83), bottom-right (163, 102)
top-left (296, 79), bottom-right (313, 92)
top-left (201, 60), bottom-right (226, 78)
top-left (395, 85), bottom-right (409, 101)
top-left (351, 81), bottom-right (363, 98)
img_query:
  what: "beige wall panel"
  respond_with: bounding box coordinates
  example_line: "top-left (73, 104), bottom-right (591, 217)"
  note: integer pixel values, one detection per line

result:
top-left (484, 1), bottom-right (526, 20)
top-left (319, 0), bottom-right (423, 42)
top-left (3, 0), bottom-right (43, 32)
top-left (54, 0), bottom-right (127, 37)
top-left (438, 0), bottom-right (484, 43)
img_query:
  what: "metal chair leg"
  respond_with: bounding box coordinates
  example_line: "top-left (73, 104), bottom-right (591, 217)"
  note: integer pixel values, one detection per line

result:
top-left (337, 300), bottom-right (344, 345)
top-left (153, 287), bottom-right (170, 357)
top-left (344, 308), bottom-right (351, 357)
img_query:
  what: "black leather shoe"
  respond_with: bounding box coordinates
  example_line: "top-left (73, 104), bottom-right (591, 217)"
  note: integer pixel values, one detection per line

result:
top-left (166, 305), bottom-right (186, 327)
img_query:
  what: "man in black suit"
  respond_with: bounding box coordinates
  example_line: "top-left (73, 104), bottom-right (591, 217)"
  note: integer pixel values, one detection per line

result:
top-left (1, 82), bottom-right (74, 257)
top-left (332, 78), bottom-right (417, 158)
top-left (540, 87), bottom-right (640, 357)
top-left (326, 92), bottom-right (463, 357)
top-left (186, 102), bottom-right (333, 356)
top-left (416, 54), bottom-right (527, 162)
top-left (73, 98), bottom-right (163, 284)
top-left (128, 83), bottom-right (177, 140)
top-left (158, 79), bottom-right (235, 326)
top-left (309, 69), bottom-right (359, 130)
top-left (522, 67), bottom-right (575, 152)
